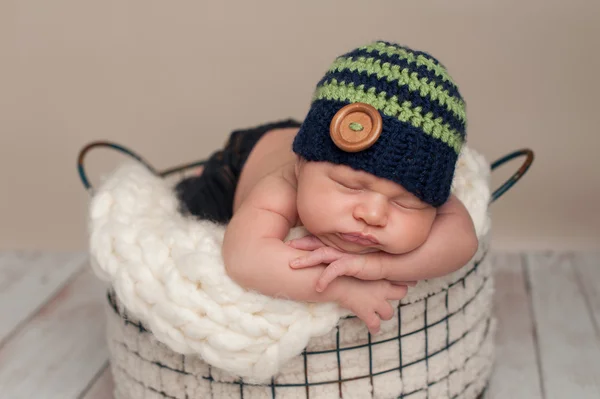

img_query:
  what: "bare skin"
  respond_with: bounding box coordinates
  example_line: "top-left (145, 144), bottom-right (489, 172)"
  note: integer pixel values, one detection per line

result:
top-left (232, 127), bottom-right (300, 215)
top-left (219, 127), bottom-right (478, 334)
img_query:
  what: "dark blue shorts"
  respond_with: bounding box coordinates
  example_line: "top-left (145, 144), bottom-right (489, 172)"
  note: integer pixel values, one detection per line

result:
top-left (175, 119), bottom-right (301, 224)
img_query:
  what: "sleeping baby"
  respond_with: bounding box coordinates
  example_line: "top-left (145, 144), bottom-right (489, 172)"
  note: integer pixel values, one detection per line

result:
top-left (175, 41), bottom-right (478, 335)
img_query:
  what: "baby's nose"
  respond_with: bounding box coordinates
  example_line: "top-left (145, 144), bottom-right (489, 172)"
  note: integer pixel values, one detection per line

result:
top-left (354, 197), bottom-right (388, 226)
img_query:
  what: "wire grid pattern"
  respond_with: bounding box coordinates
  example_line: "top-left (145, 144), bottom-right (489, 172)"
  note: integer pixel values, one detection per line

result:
top-left (104, 248), bottom-right (493, 399)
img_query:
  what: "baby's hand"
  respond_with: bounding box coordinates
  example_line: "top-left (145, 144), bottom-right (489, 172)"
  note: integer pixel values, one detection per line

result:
top-left (287, 235), bottom-right (363, 291)
top-left (285, 234), bottom-right (327, 251)
top-left (338, 279), bottom-right (408, 335)
top-left (290, 246), bottom-right (370, 292)
top-left (287, 235), bottom-right (415, 292)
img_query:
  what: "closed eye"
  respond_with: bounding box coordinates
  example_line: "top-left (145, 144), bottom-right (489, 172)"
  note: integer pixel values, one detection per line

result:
top-left (392, 200), bottom-right (427, 210)
top-left (392, 200), bottom-right (410, 209)
top-left (333, 179), bottom-right (362, 191)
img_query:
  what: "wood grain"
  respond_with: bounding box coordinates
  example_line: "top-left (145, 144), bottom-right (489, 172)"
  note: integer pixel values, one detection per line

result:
top-left (0, 251), bottom-right (87, 343)
top-left (1, 250), bottom-right (599, 398)
top-left (526, 251), bottom-right (600, 399)
top-left (0, 267), bottom-right (109, 399)
top-left (487, 252), bottom-right (543, 399)
top-left (574, 251), bottom-right (600, 338)
top-left (81, 364), bottom-right (114, 399)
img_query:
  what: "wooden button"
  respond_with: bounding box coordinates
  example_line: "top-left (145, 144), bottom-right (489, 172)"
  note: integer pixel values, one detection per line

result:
top-left (329, 103), bottom-right (382, 152)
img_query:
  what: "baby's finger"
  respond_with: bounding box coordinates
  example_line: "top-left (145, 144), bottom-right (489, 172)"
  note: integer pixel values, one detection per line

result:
top-left (289, 257), bottom-right (321, 269)
top-left (316, 261), bottom-right (349, 292)
top-left (388, 284), bottom-right (408, 301)
top-left (390, 280), bottom-right (417, 287)
top-left (376, 301), bottom-right (395, 321)
top-left (286, 235), bottom-right (325, 250)
top-left (360, 311), bottom-right (381, 335)
top-left (290, 247), bottom-right (342, 269)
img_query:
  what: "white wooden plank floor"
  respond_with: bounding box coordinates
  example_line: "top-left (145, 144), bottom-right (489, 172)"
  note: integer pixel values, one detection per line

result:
top-left (0, 251), bottom-right (599, 399)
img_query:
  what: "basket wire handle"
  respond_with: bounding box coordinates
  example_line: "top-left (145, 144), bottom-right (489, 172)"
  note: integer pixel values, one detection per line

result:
top-left (77, 141), bottom-right (159, 195)
top-left (78, 141), bottom-right (534, 202)
top-left (77, 140), bottom-right (207, 196)
top-left (489, 148), bottom-right (534, 203)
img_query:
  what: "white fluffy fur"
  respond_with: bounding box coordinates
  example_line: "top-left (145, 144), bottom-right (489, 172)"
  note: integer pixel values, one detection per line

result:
top-left (88, 146), bottom-right (491, 382)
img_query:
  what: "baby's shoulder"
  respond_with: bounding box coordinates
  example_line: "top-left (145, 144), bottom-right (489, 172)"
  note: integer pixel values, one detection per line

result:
top-left (277, 165), bottom-right (303, 227)
top-left (242, 170), bottom-right (299, 227)
top-left (266, 163), bottom-right (298, 208)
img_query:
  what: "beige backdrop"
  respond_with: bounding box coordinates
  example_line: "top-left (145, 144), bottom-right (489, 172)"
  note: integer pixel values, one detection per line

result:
top-left (1, 0), bottom-right (599, 251)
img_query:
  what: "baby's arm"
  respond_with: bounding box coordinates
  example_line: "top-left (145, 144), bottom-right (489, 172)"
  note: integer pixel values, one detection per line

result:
top-left (223, 175), bottom-right (335, 302)
top-left (288, 194), bottom-right (478, 287)
top-left (222, 174), bottom-right (407, 333)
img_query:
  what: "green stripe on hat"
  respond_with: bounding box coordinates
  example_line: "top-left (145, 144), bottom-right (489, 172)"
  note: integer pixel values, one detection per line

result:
top-left (360, 42), bottom-right (457, 89)
top-left (328, 56), bottom-right (466, 123)
top-left (313, 79), bottom-right (463, 154)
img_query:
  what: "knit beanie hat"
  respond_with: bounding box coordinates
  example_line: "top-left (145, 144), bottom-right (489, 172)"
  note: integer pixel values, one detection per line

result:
top-left (292, 41), bottom-right (467, 207)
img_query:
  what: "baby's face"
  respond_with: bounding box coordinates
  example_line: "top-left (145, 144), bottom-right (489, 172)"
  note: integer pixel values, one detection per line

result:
top-left (295, 159), bottom-right (437, 255)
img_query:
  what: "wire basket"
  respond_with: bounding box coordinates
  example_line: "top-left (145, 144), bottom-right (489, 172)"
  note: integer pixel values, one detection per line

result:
top-left (78, 141), bottom-right (534, 399)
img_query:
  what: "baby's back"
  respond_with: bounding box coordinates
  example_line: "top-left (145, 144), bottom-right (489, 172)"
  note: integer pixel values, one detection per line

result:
top-left (232, 126), bottom-right (300, 215)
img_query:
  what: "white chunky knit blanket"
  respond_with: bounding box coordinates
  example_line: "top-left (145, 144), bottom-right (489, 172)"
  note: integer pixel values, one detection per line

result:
top-left (88, 146), bottom-right (491, 383)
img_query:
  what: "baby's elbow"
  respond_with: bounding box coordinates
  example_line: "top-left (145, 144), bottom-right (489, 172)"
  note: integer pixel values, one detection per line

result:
top-left (223, 255), bottom-right (237, 279)
top-left (222, 242), bottom-right (247, 286)
top-left (461, 227), bottom-right (479, 264)
top-left (466, 233), bottom-right (479, 261)
top-left (445, 233), bottom-right (478, 276)
top-left (447, 223), bottom-right (478, 273)
top-left (224, 256), bottom-right (250, 288)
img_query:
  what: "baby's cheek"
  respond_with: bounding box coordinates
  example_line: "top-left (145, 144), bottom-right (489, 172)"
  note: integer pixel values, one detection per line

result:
top-left (299, 189), bottom-right (331, 211)
top-left (300, 196), bottom-right (339, 233)
top-left (296, 193), bottom-right (326, 225)
top-left (410, 212), bottom-right (436, 244)
top-left (393, 213), bottom-right (434, 251)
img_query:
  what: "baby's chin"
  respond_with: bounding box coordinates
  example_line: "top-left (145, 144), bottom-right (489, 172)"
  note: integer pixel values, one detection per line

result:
top-left (339, 245), bottom-right (380, 255)
top-left (328, 235), bottom-right (418, 255)
top-left (318, 234), bottom-right (383, 255)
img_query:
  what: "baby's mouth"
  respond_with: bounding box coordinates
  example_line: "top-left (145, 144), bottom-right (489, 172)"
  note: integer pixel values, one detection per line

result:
top-left (338, 233), bottom-right (380, 246)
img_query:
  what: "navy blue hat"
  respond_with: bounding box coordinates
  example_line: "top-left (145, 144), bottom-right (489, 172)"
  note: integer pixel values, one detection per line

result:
top-left (292, 41), bottom-right (467, 207)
